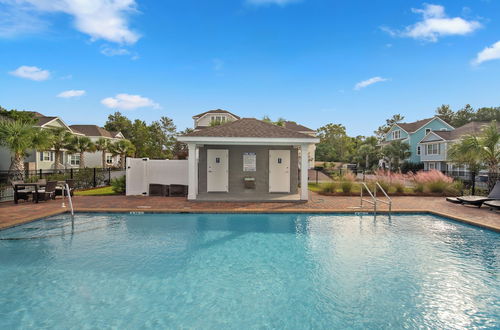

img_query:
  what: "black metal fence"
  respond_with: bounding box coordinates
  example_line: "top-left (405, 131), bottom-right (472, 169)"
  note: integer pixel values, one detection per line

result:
top-left (0, 168), bottom-right (125, 202)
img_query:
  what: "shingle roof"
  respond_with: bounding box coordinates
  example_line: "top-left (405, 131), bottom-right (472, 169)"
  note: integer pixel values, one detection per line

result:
top-left (192, 109), bottom-right (240, 119)
top-left (182, 118), bottom-right (317, 139)
top-left (432, 121), bottom-right (494, 140)
top-left (396, 117), bottom-right (438, 132)
top-left (69, 125), bottom-right (121, 138)
top-left (283, 121), bottom-right (315, 132)
top-left (36, 116), bottom-right (57, 126)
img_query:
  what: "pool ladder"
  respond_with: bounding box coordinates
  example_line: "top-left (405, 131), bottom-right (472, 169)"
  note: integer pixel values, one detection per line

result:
top-left (61, 183), bottom-right (74, 216)
top-left (360, 182), bottom-right (392, 214)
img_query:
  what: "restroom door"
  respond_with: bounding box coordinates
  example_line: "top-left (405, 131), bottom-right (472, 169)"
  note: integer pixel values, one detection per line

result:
top-left (207, 149), bottom-right (229, 192)
top-left (269, 150), bottom-right (290, 193)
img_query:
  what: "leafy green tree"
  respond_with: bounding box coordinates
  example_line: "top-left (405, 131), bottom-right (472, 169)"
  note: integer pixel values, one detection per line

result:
top-left (110, 140), bottom-right (136, 168)
top-left (104, 112), bottom-right (133, 138)
top-left (475, 107), bottom-right (500, 122)
top-left (262, 116), bottom-right (286, 127)
top-left (374, 114), bottom-right (405, 139)
top-left (449, 121), bottom-right (500, 190)
top-left (172, 128), bottom-right (193, 159)
top-left (453, 104), bottom-right (475, 127)
top-left (435, 104), bottom-right (454, 125)
top-left (48, 127), bottom-right (73, 169)
top-left (0, 107), bottom-right (37, 125)
top-left (316, 123), bottom-right (354, 162)
top-left (95, 138), bottom-right (111, 168)
top-left (67, 136), bottom-right (95, 168)
top-left (0, 119), bottom-right (52, 180)
top-left (382, 140), bottom-right (411, 171)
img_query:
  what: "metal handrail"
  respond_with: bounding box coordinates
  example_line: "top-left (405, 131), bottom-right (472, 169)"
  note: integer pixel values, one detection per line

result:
top-left (375, 182), bottom-right (392, 213)
top-left (360, 182), bottom-right (377, 212)
top-left (62, 183), bottom-right (74, 216)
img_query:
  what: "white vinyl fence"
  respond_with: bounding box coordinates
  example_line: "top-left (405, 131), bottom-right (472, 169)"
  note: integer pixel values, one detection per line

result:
top-left (126, 158), bottom-right (188, 196)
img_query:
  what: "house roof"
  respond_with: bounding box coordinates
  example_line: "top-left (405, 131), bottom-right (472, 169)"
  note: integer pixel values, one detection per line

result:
top-left (433, 121), bottom-right (493, 141)
top-left (36, 116), bottom-right (58, 126)
top-left (69, 125), bottom-right (122, 138)
top-left (283, 121), bottom-right (315, 132)
top-left (182, 118), bottom-right (317, 139)
top-left (396, 117), bottom-right (435, 132)
top-left (192, 109), bottom-right (240, 119)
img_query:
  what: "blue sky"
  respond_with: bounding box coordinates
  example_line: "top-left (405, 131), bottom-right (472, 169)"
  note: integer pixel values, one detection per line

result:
top-left (0, 0), bottom-right (499, 136)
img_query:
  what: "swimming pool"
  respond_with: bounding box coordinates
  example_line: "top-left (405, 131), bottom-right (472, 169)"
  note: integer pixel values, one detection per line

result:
top-left (0, 213), bottom-right (498, 329)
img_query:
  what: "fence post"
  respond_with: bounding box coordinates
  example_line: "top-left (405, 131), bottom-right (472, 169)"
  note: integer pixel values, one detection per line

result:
top-left (93, 168), bottom-right (97, 188)
top-left (39, 169), bottom-right (42, 180)
top-left (70, 168), bottom-right (73, 179)
top-left (108, 167), bottom-right (111, 185)
top-left (471, 171), bottom-right (476, 195)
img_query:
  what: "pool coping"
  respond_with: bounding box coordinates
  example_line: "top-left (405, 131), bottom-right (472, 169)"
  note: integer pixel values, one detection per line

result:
top-left (2, 208), bottom-right (499, 233)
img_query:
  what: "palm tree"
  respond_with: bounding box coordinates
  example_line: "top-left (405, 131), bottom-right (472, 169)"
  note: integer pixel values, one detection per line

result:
top-left (382, 140), bottom-right (411, 171)
top-left (0, 119), bottom-right (52, 180)
top-left (48, 127), bottom-right (72, 169)
top-left (67, 136), bottom-right (95, 168)
top-left (95, 137), bottom-right (111, 168)
top-left (110, 140), bottom-right (135, 168)
top-left (449, 121), bottom-right (500, 190)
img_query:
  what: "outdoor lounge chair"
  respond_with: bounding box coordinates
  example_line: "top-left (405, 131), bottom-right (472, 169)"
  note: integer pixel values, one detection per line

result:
top-left (456, 181), bottom-right (500, 207)
top-left (484, 200), bottom-right (500, 211)
top-left (35, 181), bottom-right (57, 202)
top-left (55, 179), bottom-right (75, 197)
top-left (11, 181), bottom-right (32, 202)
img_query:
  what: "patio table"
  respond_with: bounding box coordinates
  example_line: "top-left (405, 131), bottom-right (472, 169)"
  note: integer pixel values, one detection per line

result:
top-left (13, 183), bottom-right (44, 204)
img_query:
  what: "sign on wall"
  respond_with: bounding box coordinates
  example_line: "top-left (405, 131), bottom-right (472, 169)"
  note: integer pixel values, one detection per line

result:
top-left (243, 152), bottom-right (256, 171)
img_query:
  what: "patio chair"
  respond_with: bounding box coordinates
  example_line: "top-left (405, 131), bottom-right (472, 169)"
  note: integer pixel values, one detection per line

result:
top-left (55, 179), bottom-right (75, 197)
top-left (483, 200), bottom-right (500, 211)
top-left (456, 181), bottom-right (500, 207)
top-left (35, 181), bottom-right (57, 202)
top-left (169, 184), bottom-right (188, 197)
top-left (11, 181), bottom-right (32, 202)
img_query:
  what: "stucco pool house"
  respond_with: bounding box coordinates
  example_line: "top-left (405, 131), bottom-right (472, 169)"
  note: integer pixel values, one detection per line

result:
top-left (177, 118), bottom-right (319, 201)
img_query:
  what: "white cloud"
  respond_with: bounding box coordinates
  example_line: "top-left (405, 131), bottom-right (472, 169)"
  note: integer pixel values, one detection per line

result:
top-left (101, 46), bottom-right (130, 56)
top-left (354, 77), bottom-right (388, 90)
top-left (0, 0), bottom-right (140, 44)
top-left (9, 65), bottom-right (50, 81)
top-left (57, 89), bottom-right (85, 98)
top-left (383, 4), bottom-right (481, 42)
top-left (473, 41), bottom-right (500, 65)
top-left (101, 93), bottom-right (160, 110)
top-left (247, 0), bottom-right (299, 6)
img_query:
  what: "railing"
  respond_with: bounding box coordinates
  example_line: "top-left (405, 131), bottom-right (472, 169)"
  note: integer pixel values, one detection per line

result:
top-left (359, 182), bottom-right (392, 214)
top-left (360, 182), bottom-right (377, 212)
top-left (62, 183), bottom-right (74, 216)
top-left (375, 182), bottom-right (392, 213)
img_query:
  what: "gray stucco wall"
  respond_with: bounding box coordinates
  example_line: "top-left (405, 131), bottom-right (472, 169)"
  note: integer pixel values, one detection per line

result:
top-left (198, 145), bottom-right (298, 194)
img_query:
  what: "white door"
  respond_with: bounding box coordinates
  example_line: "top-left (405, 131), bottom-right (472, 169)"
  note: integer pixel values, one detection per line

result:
top-left (269, 150), bottom-right (290, 193)
top-left (207, 149), bottom-right (229, 192)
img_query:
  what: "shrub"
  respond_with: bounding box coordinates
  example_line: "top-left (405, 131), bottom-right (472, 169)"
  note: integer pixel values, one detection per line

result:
top-left (413, 182), bottom-right (425, 193)
top-left (74, 169), bottom-right (106, 189)
top-left (320, 182), bottom-right (338, 194)
top-left (446, 180), bottom-right (464, 196)
top-left (410, 170), bottom-right (454, 194)
top-left (111, 175), bottom-right (126, 194)
top-left (392, 181), bottom-right (405, 193)
top-left (341, 180), bottom-right (353, 193)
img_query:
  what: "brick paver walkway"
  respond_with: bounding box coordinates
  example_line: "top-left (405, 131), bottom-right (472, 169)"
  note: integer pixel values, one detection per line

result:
top-left (1, 192), bottom-right (499, 231)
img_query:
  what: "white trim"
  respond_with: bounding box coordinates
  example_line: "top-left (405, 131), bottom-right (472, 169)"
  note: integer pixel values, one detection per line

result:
top-left (418, 131), bottom-right (445, 144)
top-left (192, 112), bottom-right (239, 121)
top-left (38, 117), bottom-right (82, 135)
top-left (177, 136), bottom-right (319, 145)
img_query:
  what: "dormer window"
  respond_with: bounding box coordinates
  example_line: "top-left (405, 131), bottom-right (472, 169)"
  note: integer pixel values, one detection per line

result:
top-left (392, 130), bottom-right (401, 139)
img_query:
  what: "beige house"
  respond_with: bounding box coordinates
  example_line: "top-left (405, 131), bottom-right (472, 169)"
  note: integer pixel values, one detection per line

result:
top-left (0, 112), bottom-right (124, 171)
top-left (70, 125), bottom-right (124, 168)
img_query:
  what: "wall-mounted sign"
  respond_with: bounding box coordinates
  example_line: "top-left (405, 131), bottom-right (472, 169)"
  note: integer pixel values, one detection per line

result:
top-left (243, 152), bottom-right (256, 171)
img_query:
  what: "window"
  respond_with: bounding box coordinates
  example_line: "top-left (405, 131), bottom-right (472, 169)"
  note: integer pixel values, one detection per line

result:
top-left (429, 162), bottom-right (435, 170)
top-left (392, 130), bottom-right (401, 139)
top-left (69, 154), bottom-right (80, 166)
top-left (417, 146), bottom-right (421, 155)
top-left (425, 128), bottom-right (432, 135)
top-left (106, 155), bottom-right (113, 165)
top-left (39, 151), bottom-right (53, 162)
top-left (426, 144), bottom-right (440, 155)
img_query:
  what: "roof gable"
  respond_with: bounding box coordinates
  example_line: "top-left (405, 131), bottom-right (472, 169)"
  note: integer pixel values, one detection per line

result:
top-left (69, 125), bottom-right (122, 138)
top-left (420, 131), bottom-right (446, 143)
top-left (192, 109), bottom-right (240, 119)
top-left (182, 118), bottom-right (316, 139)
top-left (283, 121), bottom-right (315, 132)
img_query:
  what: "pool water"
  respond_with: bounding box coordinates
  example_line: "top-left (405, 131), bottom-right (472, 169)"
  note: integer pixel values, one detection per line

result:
top-left (0, 213), bottom-right (498, 329)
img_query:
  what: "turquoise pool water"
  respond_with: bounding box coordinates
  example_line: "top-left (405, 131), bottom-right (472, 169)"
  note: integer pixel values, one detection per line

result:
top-left (0, 213), bottom-right (498, 329)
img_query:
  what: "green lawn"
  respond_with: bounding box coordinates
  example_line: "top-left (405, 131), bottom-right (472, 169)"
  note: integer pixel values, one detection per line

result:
top-left (74, 186), bottom-right (117, 196)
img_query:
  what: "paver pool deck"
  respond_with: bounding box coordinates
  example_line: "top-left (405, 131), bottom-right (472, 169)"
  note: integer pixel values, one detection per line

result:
top-left (0, 192), bottom-right (499, 232)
